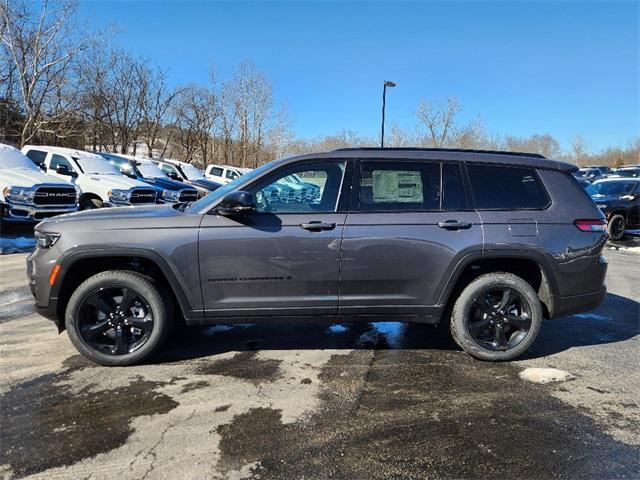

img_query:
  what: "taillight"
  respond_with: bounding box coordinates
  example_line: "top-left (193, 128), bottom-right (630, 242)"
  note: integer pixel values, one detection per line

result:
top-left (574, 219), bottom-right (607, 232)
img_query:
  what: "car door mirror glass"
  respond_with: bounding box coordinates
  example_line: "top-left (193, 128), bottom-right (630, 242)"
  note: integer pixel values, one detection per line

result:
top-left (217, 191), bottom-right (256, 216)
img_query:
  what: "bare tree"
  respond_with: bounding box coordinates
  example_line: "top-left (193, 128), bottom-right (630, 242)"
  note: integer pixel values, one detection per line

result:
top-left (140, 69), bottom-right (182, 157)
top-left (0, 0), bottom-right (92, 146)
top-left (79, 50), bottom-right (151, 154)
top-left (504, 133), bottom-right (561, 158)
top-left (416, 97), bottom-right (461, 147)
top-left (172, 84), bottom-right (219, 166)
top-left (570, 134), bottom-right (589, 166)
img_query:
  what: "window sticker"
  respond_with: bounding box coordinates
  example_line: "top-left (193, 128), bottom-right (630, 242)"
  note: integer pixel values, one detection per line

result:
top-left (372, 170), bottom-right (423, 203)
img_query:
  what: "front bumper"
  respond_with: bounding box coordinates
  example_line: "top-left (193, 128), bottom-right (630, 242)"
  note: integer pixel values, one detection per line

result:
top-left (1, 202), bottom-right (77, 222)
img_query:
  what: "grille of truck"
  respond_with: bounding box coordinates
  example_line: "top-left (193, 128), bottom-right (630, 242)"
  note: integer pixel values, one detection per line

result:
top-left (129, 189), bottom-right (157, 204)
top-left (33, 187), bottom-right (77, 205)
top-left (179, 190), bottom-right (198, 202)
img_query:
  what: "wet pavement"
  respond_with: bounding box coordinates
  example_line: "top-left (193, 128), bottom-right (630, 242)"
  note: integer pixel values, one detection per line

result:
top-left (0, 241), bottom-right (639, 478)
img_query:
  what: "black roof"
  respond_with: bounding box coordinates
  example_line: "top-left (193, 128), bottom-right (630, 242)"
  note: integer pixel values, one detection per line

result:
top-left (284, 147), bottom-right (577, 172)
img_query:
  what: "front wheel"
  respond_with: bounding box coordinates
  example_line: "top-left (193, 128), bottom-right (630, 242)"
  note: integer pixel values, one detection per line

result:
top-left (607, 214), bottom-right (626, 241)
top-left (450, 273), bottom-right (542, 361)
top-left (65, 270), bottom-right (173, 366)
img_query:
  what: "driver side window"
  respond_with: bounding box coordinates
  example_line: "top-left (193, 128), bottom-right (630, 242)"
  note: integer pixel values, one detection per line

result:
top-left (50, 154), bottom-right (76, 173)
top-left (250, 161), bottom-right (346, 214)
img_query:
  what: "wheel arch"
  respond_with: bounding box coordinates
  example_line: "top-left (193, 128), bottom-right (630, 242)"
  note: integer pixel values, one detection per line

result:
top-left (52, 248), bottom-right (196, 331)
top-left (438, 250), bottom-right (559, 320)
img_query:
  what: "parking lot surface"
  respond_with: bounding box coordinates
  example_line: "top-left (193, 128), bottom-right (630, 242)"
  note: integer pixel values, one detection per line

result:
top-left (0, 244), bottom-right (639, 479)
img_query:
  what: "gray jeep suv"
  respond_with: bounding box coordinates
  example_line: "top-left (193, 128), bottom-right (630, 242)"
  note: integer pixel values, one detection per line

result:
top-left (27, 148), bottom-right (608, 365)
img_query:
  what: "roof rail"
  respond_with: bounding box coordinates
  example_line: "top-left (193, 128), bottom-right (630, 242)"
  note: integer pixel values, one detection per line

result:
top-left (331, 147), bottom-right (546, 159)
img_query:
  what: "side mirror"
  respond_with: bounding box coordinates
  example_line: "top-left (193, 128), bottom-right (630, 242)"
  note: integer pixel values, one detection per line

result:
top-left (167, 171), bottom-right (180, 180)
top-left (55, 164), bottom-right (78, 178)
top-left (217, 191), bottom-right (256, 216)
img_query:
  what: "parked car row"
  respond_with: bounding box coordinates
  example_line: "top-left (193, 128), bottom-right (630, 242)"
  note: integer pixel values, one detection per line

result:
top-left (574, 165), bottom-right (640, 183)
top-left (0, 143), bottom-right (250, 226)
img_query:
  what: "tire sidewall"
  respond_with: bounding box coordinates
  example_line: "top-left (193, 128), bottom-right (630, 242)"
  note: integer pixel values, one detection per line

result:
top-left (608, 214), bottom-right (625, 241)
top-left (450, 273), bottom-right (542, 361)
top-left (65, 271), bottom-right (171, 366)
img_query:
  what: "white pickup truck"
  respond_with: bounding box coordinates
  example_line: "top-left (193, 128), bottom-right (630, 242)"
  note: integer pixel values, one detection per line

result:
top-left (21, 145), bottom-right (158, 209)
top-left (0, 143), bottom-right (78, 225)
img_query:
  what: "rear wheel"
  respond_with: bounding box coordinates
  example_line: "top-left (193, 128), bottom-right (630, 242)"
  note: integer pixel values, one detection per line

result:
top-left (65, 270), bottom-right (172, 366)
top-left (450, 272), bottom-right (542, 361)
top-left (607, 214), bottom-right (626, 241)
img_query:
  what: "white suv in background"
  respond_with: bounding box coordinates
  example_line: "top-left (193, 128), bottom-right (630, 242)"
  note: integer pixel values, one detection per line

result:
top-left (21, 146), bottom-right (158, 210)
top-left (0, 143), bottom-right (78, 225)
top-left (204, 164), bottom-right (248, 184)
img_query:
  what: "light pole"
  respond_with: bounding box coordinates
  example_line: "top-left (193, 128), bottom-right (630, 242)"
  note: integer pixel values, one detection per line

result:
top-left (380, 80), bottom-right (396, 147)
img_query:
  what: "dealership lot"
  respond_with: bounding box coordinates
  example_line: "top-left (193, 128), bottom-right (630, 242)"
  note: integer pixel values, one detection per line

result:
top-left (0, 243), bottom-right (638, 479)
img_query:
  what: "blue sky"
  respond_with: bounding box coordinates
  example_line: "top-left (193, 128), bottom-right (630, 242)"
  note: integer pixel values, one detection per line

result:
top-left (80, 1), bottom-right (639, 152)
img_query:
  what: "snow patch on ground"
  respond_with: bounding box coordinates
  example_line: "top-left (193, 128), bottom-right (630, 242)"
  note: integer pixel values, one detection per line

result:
top-left (519, 367), bottom-right (576, 384)
top-left (0, 236), bottom-right (35, 255)
top-left (327, 324), bottom-right (348, 334)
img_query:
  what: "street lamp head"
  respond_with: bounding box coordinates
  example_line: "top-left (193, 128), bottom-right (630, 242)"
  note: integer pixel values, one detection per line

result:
top-left (384, 81), bottom-right (397, 87)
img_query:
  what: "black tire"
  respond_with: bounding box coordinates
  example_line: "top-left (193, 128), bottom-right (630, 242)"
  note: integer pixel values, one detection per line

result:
top-left (607, 214), bottom-right (626, 241)
top-left (79, 195), bottom-right (103, 210)
top-left (450, 272), bottom-right (542, 361)
top-left (65, 270), bottom-right (173, 366)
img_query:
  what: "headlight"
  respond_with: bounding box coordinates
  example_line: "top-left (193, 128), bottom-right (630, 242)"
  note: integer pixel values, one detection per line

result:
top-left (162, 189), bottom-right (181, 202)
top-left (35, 231), bottom-right (61, 249)
top-left (108, 189), bottom-right (131, 203)
top-left (3, 186), bottom-right (36, 204)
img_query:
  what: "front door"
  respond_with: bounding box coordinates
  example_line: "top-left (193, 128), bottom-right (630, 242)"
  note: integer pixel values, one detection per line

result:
top-left (198, 160), bottom-right (349, 318)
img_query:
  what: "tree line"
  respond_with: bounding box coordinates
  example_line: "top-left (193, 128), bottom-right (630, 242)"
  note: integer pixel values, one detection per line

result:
top-left (1, 0), bottom-right (638, 169)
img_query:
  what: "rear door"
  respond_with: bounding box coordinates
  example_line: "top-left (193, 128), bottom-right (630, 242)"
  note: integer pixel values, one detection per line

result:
top-left (339, 159), bottom-right (483, 318)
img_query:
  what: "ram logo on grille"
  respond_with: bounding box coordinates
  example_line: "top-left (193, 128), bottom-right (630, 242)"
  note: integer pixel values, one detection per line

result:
top-left (130, 190), bottom-right (157, 204)
top-left (33, 187), bottom-right (77, 205)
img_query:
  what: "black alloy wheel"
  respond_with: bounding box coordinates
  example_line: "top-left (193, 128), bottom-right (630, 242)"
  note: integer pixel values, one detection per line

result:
top-left (466, 287), bottom-right (532, 351)
top-left (78, 286), bottom-right (154, 355)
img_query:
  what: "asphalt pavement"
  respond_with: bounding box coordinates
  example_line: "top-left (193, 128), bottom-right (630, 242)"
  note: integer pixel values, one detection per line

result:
top-left (0, 240), bottom-right (638, 479)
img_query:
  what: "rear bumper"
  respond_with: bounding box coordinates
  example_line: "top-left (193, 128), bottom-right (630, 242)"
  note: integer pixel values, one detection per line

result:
top-left (552, 286), bottom-right (607, 319)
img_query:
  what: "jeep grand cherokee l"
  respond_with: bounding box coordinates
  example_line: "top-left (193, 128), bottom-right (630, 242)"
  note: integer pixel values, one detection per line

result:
top-left (27, 148), bottom-right (608, 366)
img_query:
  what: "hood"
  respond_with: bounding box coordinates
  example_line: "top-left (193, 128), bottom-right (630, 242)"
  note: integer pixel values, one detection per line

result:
top-left (144, 176), bottom-right (197, 192)
top-left (0, 168), bottom-right (73, 187)
top-left (188, 178), bottom-right (222, 191)
top-left (83, 174), bottom-right (152, 190)
top-left (40, 203), bottom-right (180, 226)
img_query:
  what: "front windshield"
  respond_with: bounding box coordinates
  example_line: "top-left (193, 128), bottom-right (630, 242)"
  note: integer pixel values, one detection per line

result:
top-left (77, 156), bottom-right (121, 174)
top-left (0, 146), bottom-right (39, 170)
top-left (185, 160), bottom-right (277, 213)
top-left (138, 163), bottom-right (169, 179)
top-left (179, 163), bottom-right (205, 180)
top-left (587, 181), bottom-right (636, 196)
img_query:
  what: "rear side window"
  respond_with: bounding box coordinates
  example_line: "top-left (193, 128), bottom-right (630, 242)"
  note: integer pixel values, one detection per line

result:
top-left (25, 149), bottom-right (47, 167)
top-left (356, 161), bottom-right (466, 212)
top-left (209, 167), bottom-right (223, 176)
top-left (467, 164), bottom-right (550, 210)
